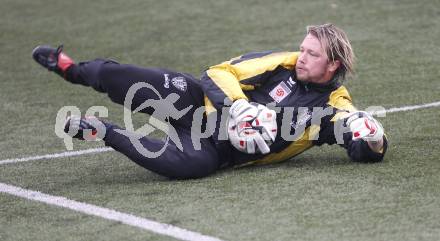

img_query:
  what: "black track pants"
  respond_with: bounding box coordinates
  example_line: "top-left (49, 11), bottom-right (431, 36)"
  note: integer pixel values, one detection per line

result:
top-left (66, 59), bottom-right (221, 179)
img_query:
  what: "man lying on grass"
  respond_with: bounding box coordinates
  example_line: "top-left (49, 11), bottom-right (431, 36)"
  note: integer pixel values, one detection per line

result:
top-left (32, 23), bottom-right (387, 179)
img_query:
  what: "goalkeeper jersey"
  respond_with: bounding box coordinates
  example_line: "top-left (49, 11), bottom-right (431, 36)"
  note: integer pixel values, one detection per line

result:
top-left (200, 51), bottom-right (387, 166)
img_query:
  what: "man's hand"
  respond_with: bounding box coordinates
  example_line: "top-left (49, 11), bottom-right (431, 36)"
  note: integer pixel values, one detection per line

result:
top-left (346, 111), bottom-right (385, 152)
top-left (229, 99), bottom-right (259, 121)
top-left (227, 99), bottom-right (277, 154)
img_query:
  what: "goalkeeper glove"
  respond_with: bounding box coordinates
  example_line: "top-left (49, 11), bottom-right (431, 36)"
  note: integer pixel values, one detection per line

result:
top-left (346, 111), bottom-right (384, 142)
top-left (228, 99), bottom-right (277, 154)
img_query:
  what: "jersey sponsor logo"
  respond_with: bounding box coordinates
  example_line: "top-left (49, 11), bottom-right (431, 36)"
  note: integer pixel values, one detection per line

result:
top-left (286, 76), bottom-right (296, 88)
top-left (163, 74), bottom-right (170, 88)
top-left (290, 109), bottom-right (312, 130)
top-left (269, 81), bottom-right (291, 103)
top-left (171, 76), bottom-right (187, 92)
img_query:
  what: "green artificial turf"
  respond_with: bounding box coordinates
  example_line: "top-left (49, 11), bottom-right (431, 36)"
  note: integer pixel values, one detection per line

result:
top-left (1, 0), bottom-right (439, 240)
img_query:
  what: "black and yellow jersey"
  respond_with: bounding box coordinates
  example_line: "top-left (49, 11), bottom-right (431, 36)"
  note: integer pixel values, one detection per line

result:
top-left (200, 51), bottom-right (387, 166)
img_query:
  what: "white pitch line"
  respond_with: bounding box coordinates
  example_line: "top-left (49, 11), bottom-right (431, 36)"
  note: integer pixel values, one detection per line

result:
top-left (0, 147), bottom-right (114, 165)
top-left (1, 101), bottom-right (439, 240)
top-left (374, 101), bottom-right (440, 115)
top-left (1, 100), bottom-right (440, 166)
top-left (0, 182), bottom-right (223, 241)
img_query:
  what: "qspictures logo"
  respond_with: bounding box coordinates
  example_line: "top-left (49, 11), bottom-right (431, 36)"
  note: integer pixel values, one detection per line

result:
top-left (54, 82), bottom-right (386, 158)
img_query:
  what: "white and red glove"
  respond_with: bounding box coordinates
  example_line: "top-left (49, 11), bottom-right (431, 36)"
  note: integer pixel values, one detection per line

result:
top-left (346, 111), bottom-right (384, 142)
top-left (227, 99), bottom-right (277, 154)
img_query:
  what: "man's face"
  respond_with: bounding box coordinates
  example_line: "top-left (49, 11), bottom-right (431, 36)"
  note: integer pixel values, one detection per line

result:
top-left (295, 34), bottom-right (337, 84)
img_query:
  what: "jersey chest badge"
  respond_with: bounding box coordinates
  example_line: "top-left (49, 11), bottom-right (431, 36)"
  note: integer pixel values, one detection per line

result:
top-left (290, 109), bottom-right (312, 130)
top-left (269, 81), bottom-right (291, 103)
top-left (171, 76), bottom-right (187, 92)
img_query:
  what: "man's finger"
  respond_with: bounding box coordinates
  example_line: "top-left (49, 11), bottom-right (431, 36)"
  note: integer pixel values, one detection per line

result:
top-left (254, 134), bottom-right (270, 154)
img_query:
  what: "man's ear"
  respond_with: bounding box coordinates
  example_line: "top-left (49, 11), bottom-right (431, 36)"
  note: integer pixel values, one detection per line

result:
top-left (328, 60), bottom-right (341, 72)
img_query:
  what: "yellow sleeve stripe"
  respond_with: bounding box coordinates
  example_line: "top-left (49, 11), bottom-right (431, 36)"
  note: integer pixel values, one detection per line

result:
top-left (204, 96), bottom-right (216, 115)
top-left (206, 67), bottom-right (249, 101)
top-left (239, 83), bottom-right (255, 91)
top-left (327, 86), bottom-right (356, 111)
top-left (232, 52), bottom-right (299, 81)
top-left (206, 66), bottom-right (247, 100)
top-left (328, 86), bottom-right (357, 122)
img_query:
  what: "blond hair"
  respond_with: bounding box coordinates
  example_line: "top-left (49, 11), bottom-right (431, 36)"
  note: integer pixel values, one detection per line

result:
top-left (306, 23), bottom-right (355, 80)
